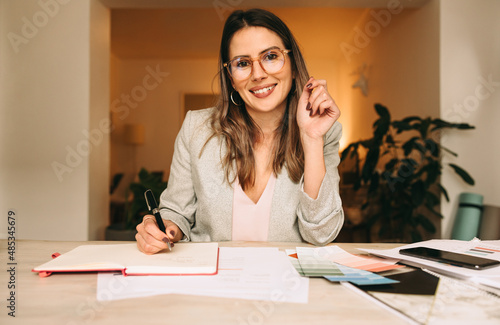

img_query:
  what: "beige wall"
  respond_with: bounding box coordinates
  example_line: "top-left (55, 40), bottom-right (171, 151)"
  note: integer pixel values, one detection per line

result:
top-left (109, 58), bottom-right (219, 179)
top-left (89, 0), bottom-right (111, 240)
top-left (335, 3), bottom-right (440, 147)
top-left (0, 0), bottom-right (109, 240)
top-left (439, 0), bottom-right (500, 237)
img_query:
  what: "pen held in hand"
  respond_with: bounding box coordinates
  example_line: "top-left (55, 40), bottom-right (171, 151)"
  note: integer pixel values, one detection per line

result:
top-left (144, 189), bottom-right (172, 251)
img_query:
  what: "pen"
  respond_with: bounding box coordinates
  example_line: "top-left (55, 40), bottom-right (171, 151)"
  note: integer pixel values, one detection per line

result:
top-left (144, 189), bottom-right (172, 251)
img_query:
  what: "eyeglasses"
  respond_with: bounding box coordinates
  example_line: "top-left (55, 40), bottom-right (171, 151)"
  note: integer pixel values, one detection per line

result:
top-left (223, 48), bottom-right (291, 81)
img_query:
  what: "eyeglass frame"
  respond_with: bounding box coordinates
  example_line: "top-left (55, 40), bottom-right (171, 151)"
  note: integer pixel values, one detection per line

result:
top-left (223, 48), bottom-right (291, 80)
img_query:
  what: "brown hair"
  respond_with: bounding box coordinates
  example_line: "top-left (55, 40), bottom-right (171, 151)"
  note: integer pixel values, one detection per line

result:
top-left (206, 8), bottom-right (310, 190)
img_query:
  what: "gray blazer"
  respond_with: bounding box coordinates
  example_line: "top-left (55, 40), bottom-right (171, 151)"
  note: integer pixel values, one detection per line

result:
top-left (159, 108), bottom-right (344, 246)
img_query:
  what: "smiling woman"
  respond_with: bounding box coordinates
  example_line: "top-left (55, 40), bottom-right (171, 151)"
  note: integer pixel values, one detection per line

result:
top-left (226, 28), bottom-right (293, 127)
top-left (135, 8), bottom-right (345, 254)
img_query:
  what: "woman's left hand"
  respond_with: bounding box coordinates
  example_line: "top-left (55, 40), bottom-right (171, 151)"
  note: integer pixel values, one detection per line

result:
top-left (296, 77), bottom-right (340, 141)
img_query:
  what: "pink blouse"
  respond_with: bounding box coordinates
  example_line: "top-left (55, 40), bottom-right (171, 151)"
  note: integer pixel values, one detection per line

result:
top-left (231, 174), bottom-right (276, 241)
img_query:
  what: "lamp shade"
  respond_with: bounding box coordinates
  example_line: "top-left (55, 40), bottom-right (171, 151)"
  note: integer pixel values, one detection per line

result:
top-left (124, 124), bottom-right (145, 145)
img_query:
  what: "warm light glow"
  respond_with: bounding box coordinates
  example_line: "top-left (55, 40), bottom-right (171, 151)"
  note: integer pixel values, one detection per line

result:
top-left (124, 124), bottom-right (145, 145)
top-left (339, 135), bottom-right (349, 152)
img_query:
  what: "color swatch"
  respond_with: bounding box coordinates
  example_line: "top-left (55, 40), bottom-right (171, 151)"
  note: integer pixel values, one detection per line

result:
top-left (314, 245), bottom-right (404, 273)
top-left (325, 263), bottom-right (399, 285)
top-left (295, 247), bottom-right (343, 277)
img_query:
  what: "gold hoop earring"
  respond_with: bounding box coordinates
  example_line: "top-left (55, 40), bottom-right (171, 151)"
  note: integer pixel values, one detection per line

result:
top-left (230, 90), bottom-right (243, 106)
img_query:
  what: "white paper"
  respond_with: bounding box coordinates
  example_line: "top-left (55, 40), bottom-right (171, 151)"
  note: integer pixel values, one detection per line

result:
top-left (97, 247), bottom-right (309, 303)
top-left (427, 274), bottom-right (500, 324)
top-left (359, 239), bottom-right (500, 289)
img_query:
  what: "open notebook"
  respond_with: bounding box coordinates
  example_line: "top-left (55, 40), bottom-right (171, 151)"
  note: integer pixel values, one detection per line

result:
top-left (32, 243), bottom-right (219, 277)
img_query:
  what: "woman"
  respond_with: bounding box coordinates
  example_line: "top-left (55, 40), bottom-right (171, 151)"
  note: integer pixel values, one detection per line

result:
top-left (136, 8), bottom-right (344, 254)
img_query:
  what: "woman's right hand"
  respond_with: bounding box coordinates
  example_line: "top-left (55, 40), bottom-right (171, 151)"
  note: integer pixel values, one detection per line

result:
top-left (136, 215), bottom-right (183, 254)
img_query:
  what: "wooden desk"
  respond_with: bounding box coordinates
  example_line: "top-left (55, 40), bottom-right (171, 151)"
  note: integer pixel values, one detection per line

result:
top-left (0, 240), bottom-right (407, 325)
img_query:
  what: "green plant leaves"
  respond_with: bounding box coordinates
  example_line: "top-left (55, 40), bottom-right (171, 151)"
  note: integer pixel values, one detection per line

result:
top-left (384, 158), bottom-right (398, 171)
top-left (423, 159), bottom-right (440, 186)
top-left (411, 180), bottom-right (425, 206)
top-left (402, 137), bottom-right (424, 156)
top-left (373, 104), bottom-right (391, 140)
top-left (448, 163), bottom-right (475, 185)
top-left (340, 143), bottom-right (358, 162)
top-left (437, 183), bottom-right (449, 202)
top-left (430, 118), bottom-right (475, 132)
top-left (368, 171), bottom-right (380, 194)
top-left (375, 103), bottom-right (390, 120)
top-left (424, 138), bottom-right (440, 157)
top-left (341, 103), bottom-right (475, 242)
top-left (392, 116), bottom-right (421, 134)
top-left (126, 168), bottom-right (167, 229)
top-left (417, 214), bottom-right (436, 233)
top-left (361, 147), bottom-right (380, 183)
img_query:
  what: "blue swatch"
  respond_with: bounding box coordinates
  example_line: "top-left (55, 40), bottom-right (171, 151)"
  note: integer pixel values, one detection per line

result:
top-left (324, 263), bottom-right (399, 286)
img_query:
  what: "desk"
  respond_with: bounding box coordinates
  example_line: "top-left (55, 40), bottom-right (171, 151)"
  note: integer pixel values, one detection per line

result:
top-left (0, 240), bottom-right (406, 325)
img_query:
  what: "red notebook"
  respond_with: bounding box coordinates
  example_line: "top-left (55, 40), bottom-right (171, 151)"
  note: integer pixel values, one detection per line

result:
top-left (32, 242), bottom-right (219, 277)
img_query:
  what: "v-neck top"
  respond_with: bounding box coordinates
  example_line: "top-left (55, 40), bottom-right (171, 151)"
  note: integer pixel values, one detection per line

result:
top-left (231, 173), bottom-right (276, 241)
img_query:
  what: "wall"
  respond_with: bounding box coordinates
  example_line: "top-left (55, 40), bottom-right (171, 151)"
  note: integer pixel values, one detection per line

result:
top-left (89, 0), bottom-right (111, 240)
top-left (331, 1), bottom-right (441, 237)
top-left (335, 2), bottom-right (440, 146)
top-left (0, 0), bottom-right (110, 240)
top-left (110, 58), bottom-right (219, 179)
top-left (439, 0), bottom-right (500, 237)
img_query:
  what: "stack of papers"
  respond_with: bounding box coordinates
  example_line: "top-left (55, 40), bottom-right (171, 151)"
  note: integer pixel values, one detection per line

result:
top-left (348, 239), bottom-right (500, 324)
top-left (97, 247), bottom-right (309, 303)
top-left (360, 239), bottom-right (500, 290)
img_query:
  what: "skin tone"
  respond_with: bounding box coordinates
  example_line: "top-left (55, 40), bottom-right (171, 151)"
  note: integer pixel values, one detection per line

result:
top-left (136, 26), bottom-right (340, 254)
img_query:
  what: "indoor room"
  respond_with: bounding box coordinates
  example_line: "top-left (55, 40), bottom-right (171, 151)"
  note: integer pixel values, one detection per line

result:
top-left (2, 0), bottom-right (498, 243)
top-left (1, 0), bottom-right (500, 323)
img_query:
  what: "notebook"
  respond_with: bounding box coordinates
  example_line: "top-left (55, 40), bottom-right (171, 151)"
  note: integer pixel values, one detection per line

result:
top-left (32, 243), bottom-right (219, 277)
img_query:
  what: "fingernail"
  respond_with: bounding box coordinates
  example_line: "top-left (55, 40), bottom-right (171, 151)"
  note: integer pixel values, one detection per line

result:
top-left (306, 102), bottom-right (311, 110)
top-left (169, 230), bottom-right (175, 237)
top-left (306, 83), bottom-right (312, 89)
top-left (309, 109), bottom-right (313, 117)
top-left (162, 237), bottom-right (169, 244)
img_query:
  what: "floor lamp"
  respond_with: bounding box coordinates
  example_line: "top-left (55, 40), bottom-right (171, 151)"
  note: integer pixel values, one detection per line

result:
top-left (124, 123), bottom-right (145, 177)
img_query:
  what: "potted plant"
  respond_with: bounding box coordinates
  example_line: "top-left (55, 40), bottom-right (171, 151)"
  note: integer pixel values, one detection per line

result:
top-left (125, 168), bottom-right (167, 230)
top-left (341, 104), bottom-right (475, 243)
top-left (106, 168), bottom-right (167, 241)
